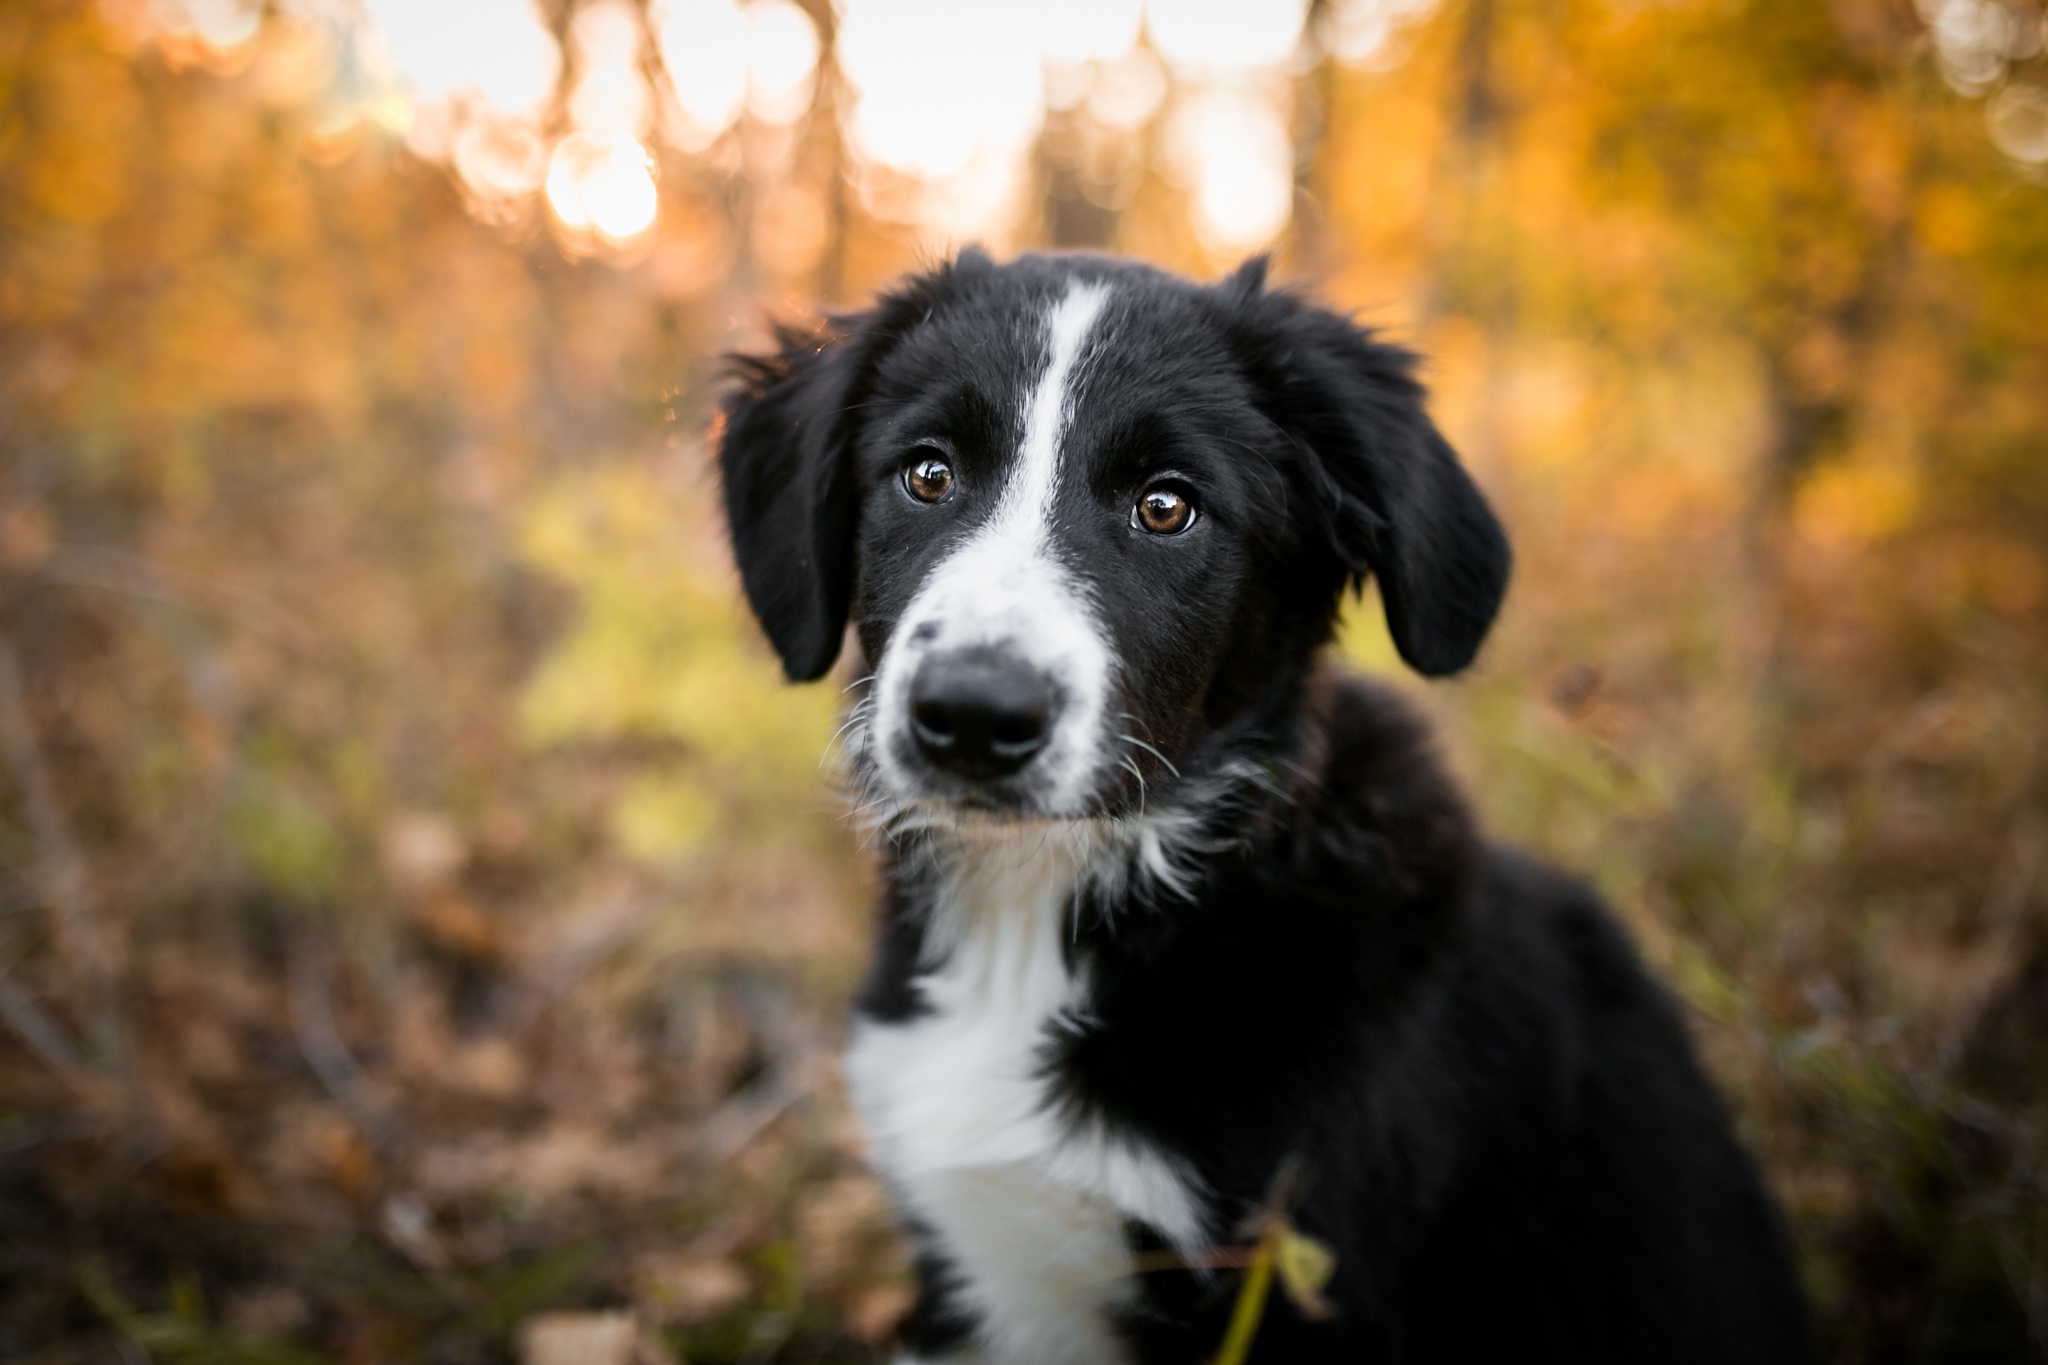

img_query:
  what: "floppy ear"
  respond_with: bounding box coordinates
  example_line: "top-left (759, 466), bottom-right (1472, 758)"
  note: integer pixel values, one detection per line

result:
top-left (718, 252), bottom-right (989, 681)
top-left (1217, 259), bottom-right (1511, 677)
top-left (719, 319), bottom-right (869, 682)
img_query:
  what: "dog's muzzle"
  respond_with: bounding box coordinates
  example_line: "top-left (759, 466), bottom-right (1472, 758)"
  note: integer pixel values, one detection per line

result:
top-left (907, 647), bottom-right (1060, 783)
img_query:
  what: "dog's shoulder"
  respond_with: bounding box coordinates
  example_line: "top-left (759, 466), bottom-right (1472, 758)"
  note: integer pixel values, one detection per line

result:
top-left (1303, 670), bottom-right (1648, 1001)
top-left (1280, 667), bottom-right (1483, 920)
top-left (1296, 672), bottom-right (1706, 1130)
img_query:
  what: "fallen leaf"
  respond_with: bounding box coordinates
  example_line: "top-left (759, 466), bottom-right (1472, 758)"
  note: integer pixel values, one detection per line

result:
top-left (517, 1311), bottom-right (636, 1365)
top-left (848, 1282), bottom-right (914, 1344)
top-left (636, 1250), bottom-right (752, 1326)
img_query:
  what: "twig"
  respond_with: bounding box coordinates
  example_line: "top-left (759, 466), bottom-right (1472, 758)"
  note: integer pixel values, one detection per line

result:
top-left (0, 964), bottom-right (82, 1077)
top-left (1210, 1225), bottom-right (1279, 1365)
top-left (0, 634), bottom-right (120, 1067)
top-left (1150, 1158), bottom-right (1335, 1365)
top-left (0, 636), bottom-right (95, 968)
top-left (510, 886), bottom-right (658, 1035)
top-left (39, 544), bottom-right (317, 654)
top-left (695, 1006), bottom-right (826, 1164)
top-left (287, 933), bottom-right (401, 1153)
top-left (1132, 1246), bottom-right (1261, 1274)
top-left (694, 1062), bottom-right (818, 1165)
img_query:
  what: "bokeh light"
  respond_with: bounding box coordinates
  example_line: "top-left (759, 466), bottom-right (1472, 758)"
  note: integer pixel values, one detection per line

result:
top-left (837, 0), bottom-right (1045, 181)
top-left (453, 110), bottom-right (552, 210)
top-left (1321, 0), bottom-right (1442, 66)
top-left (189, 0), bottom-right (2043, 262)
top-left (1165, 86), bottom-right (1296, 251)
top-left (567, 0), bottom-right (652, 139)
top-left (546, 130), bottom-right (660, 241)
top-left (1934, 0), bottom-right (2014, 93)
top-left (1915, 0), bottom-right (2048, 95)
top-left (363, 0), bottom-right (560, 119)
top-left (154, 0), bottom-right (264, 53)
top-left (1038, 0), bottom-right (1146, 66)
top-left (325, 0), bottom-right (1322, 249)
top-left (743, 0), bottom-right (821, 125)
top-left (653, 0), bottom-right (749, 147)
top-left (1087, 47), bottom-right (1170, 130)
top-left (1146, 0), bottom-right (1309, 74)
top-left (1988, 82), bottom-right (2048, 164)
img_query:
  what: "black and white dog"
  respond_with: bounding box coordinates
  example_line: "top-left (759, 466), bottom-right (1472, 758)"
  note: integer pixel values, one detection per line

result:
top-left (717, 251), bottom-right (1810, 1364)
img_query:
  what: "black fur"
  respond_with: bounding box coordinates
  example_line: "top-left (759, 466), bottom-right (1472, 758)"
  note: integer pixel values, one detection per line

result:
top-left (1061, 678), bottom-right (1810, 1362)
top-left (720, 254), bottom-right (993, 682)
top-left (718, 252), bottom-right (1811, 1363)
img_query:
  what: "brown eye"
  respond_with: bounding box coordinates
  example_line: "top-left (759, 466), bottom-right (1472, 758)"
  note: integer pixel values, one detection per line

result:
top-left (905, 455), bottom-right (954, 503)
top-left (1133, 484), bottom-right (1196, 535)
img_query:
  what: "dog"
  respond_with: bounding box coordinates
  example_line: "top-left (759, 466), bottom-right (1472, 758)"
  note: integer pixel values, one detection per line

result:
top-left (716, 250), bottom-right (1811, 1364)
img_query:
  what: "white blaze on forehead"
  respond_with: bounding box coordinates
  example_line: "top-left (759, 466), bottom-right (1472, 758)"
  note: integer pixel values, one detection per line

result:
top-left (871, 277), bottom-right (1116, 811)
top-left (1007, 280), bottom-right (1109, 540)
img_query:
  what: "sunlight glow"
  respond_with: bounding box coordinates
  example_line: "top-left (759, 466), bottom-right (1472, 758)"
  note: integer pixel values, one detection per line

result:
top-left (571, 0), bottom-right (642, 68)
top-left (1321, 0), bottom-right (1441, 66)
top-left (837, 0), bottom-right (1045, 180)
top-left (364, 0), bottom-right (560, 119)
top-left (152, 0), bottom-right (264, 53)
top-left (1087, 47), bottom-right (1169, 130)
top-left (743, 0), bottom-right (820, 125)
top-left (1037, 0), bottom-right (1146, 66)
top-left (291, 0), bottom-right (1333, 249)
top-left (1918, 0), bottom-right (2044, 95)
top-left (255, 20), bottom-right (337, 106)
top-left (1165, 86), bottom-right (1295, 251)
top-left (568, 0), bottom-right (652, 138)
top-left (454, 110), bottom-right (551, 204)
top-left (1146, 0), bottom-right (1308, 74)
top-left (654, 0), bottom-right (749, 145)
top-left (1988, 83), bottom-right (2048, 164)
top-left (1936, 0), bottom-right (2011, 93)
top-left (547, 131), bottom-right (660, 241)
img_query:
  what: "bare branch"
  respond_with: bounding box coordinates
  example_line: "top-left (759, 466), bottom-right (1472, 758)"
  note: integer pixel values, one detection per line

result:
top-left (0, 635), bottom-right (95, 962)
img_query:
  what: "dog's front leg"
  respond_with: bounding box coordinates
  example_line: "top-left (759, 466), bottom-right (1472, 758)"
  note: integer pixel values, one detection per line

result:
top-left (887, 1236), bottom-right (985, 1364)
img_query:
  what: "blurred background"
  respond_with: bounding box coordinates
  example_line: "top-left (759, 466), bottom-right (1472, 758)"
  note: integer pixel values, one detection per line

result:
top-left (0, 0), bottom-right (2045, 1359)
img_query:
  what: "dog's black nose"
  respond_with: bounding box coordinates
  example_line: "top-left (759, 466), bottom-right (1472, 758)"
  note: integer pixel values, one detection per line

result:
top-left (909, 650), bottom-right (1056, 780)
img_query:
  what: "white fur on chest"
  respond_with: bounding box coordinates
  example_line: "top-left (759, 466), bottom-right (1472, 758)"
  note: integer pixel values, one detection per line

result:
top-left (844, 842), bottom-right (1205, 1365)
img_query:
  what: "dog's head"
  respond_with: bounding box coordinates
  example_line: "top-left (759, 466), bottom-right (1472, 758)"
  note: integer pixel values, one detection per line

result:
top-left (718, 251), bottom-right (1508, 830)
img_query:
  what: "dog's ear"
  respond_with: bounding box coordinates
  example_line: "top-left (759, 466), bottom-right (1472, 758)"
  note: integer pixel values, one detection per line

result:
top-left (719, 256), bottom-right (982, 681)
top-left (719, 319), bottom-right (868, 682)
top-left (1216, 258), bottom-right (1511, 677)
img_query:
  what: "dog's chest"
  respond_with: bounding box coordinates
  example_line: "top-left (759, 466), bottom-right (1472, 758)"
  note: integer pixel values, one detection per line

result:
top-left (843, 852), bottom-right (1204, 1365)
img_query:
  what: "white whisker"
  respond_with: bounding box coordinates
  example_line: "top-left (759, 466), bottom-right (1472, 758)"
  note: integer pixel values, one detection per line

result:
top-left (1117, 733), bottom-right (1181, 780)
top-left (1119, 755), bottom-right (1148, 816)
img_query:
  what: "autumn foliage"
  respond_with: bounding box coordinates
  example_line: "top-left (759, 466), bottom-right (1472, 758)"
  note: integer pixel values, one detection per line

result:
top-left (1, 0), bottom-right (2046, 1360)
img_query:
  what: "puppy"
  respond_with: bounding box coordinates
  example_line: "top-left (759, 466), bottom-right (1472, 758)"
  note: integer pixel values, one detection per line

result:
top-left (717, 251), bottom-right (1811, 1364)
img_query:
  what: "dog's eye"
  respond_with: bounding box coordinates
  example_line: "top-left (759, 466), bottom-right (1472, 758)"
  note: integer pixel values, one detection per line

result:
top-left (1133, 483), bottom-right (1196, 536)
top-left (904, 454), bottom-right (955, 504)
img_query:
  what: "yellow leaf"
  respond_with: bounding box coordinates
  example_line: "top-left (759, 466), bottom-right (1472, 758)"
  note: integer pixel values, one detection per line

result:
top-left (1274, 1224), bottom-right (1335, 1321)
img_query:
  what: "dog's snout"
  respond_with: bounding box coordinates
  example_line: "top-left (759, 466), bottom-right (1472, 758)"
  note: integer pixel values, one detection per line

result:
top-left (909, 650), bottom-right (1057, 780)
